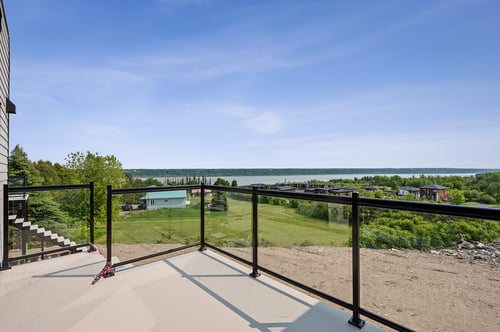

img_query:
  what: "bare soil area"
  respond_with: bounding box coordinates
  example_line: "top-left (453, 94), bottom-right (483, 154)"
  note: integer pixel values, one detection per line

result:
top-left (99, 244), bottom-right (499, 332)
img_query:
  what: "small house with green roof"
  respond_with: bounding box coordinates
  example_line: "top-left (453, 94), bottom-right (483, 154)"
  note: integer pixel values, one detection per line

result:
top-left (141, 190), bottom-right (187, 210)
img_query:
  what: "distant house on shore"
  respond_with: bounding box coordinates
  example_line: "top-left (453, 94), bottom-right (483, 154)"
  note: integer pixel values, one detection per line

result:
top-left (398, 186), bottom-right (421, 200)
top-left (364, 185), bottom-right (384, 191)
top-left (305, 187), bottom-right (329, 194)
top-left (141, 190), bottom-right (187, 210)
top-left (420, 184), bottom-right (448, 201)
top-left (191, 188), bottom-right (212, 196)
top-left (272, 185), bottom-right (298, 192)
top-left (329, 186), bottom-right (353, 196)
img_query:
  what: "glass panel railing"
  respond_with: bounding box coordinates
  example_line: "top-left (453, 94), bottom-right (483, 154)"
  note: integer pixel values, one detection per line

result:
top-left (205, 191), bottom-right (252, 263)
top-left (257, 197), bottom-right (352, 305)
top-left (101, 187), bottom-right (200, 265)
top-left (359, 207), bottom-right (500, 331)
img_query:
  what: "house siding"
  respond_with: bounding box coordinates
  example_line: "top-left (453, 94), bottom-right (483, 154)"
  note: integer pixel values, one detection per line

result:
top-left (0, 0), bottom-right (10, 262)
top-left (147, 197), bottom-right (186, 210)
top-left (0, 0), bottom-right (10, 265)
top-left (420, 185), bottom-right (448, 201)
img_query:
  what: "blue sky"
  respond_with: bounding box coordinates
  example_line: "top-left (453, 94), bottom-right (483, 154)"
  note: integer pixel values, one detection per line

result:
top-left (5, 0), bottom-right (500, 169)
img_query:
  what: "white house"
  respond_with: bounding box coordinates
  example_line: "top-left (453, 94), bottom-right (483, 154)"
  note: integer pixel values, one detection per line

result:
top-left (141, 190), bottom-right (187, 210)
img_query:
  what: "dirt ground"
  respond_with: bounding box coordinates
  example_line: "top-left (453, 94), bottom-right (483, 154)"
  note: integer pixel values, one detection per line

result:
top-left (98, 244), bottom-right (499, 332)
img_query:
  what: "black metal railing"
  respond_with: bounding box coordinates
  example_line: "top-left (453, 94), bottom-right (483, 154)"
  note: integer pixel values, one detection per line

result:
top-left (102, 183), bottom-right (500, 331)
top-left (1, 182), bottom-right (95, 269)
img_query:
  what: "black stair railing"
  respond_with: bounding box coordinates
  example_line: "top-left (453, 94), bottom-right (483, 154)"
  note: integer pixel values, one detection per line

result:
top-left (1, 182), bottom-right (95, 269)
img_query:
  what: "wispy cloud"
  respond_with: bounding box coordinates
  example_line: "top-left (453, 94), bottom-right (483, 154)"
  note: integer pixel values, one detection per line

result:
top-left (12, 60), bottom-right (151, 111)
top-left (243, 124), bottom-right (500, 168)
top-left (210, 103), bottom-right (287, 135)
top-left (122, 40), bottom-right (301, 81)
top-left (244, 112), bottom-right (286, 134)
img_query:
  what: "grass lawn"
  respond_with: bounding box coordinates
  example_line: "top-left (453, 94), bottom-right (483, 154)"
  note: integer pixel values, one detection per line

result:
top-left (95, 196), bottom-right (350, 248)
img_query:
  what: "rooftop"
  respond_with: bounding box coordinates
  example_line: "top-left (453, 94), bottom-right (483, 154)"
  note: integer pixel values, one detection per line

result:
top-left (0, 250), bottom-right (385, 332)
top-left (141, 190), bottom-right (187, 200)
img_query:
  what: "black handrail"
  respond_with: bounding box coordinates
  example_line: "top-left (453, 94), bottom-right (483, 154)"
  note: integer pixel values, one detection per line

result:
top-left (111, 184), bottom-right (200, 195)
top-left (359, 196), bottom-right (500, 221)
top-left (7, 243), bottom-right (89, 262)
top-left (101, 183), bottom-right (499, 332)
top-left (7, 183), bottom-right (92, 192)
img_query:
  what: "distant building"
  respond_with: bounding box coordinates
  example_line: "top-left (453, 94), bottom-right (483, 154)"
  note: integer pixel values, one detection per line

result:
top-left (271, 185), bottom-right (297, 192)
top-left (304, 187), bottom-right (329, 194)
top-left (420, 184), bottom-right (448, 201)
top-left (190, 188), bottom-right (212, 196)
top-left (329, 187), bottom-right (353, 196)
top-left (249, 183), bottom-right (267, 189)
top-left (398, 186), bottom-right (421, 200)
top-left (364, 185), bottom-right (385, 191)
top-left (141, 190), bottom-right (187, 210)
top-left (1, 0), bottom-right (16, 269)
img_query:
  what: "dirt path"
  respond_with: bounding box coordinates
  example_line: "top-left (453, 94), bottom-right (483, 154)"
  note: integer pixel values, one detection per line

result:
top-left (101, 244), bottom-right (499, 332)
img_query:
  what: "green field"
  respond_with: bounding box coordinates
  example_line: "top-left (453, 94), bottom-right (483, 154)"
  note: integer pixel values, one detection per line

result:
top-left (95, 196), bottom-right (350, 247)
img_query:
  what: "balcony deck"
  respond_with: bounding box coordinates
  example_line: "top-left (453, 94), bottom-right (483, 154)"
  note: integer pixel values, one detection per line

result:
top-left (0, 250), bottom-right (385, 332)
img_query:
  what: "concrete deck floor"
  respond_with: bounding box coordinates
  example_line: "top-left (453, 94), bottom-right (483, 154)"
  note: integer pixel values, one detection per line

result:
top-left (0, 250), bottom-right (385, 332)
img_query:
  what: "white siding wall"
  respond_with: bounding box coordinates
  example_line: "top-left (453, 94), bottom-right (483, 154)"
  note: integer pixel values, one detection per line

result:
top-left (147, 198), bottom-right (186, 210)
top-left (0, 0), bottom-right (10, 264)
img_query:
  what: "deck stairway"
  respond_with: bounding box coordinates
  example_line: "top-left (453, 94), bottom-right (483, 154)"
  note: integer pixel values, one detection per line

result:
top-left (8, 214), bottom-right (78, 249)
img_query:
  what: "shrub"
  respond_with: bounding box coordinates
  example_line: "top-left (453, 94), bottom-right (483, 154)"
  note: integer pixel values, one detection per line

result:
top-left (479, 194), bottom-right (496, 204)
top-left (360, 212), bottom-right (500, 250)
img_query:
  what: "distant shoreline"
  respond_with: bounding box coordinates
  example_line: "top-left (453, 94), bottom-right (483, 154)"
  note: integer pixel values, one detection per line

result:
top-left (124, 167), bottom-right (499, 178)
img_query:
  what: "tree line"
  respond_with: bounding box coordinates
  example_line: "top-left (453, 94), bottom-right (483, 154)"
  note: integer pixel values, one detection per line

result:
top-left (8, 145), bottom-right (500, 250)
top-left (295, 172), bottom-right (500, 205)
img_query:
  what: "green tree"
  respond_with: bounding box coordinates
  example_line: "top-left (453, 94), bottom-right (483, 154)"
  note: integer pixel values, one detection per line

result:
top-left (449, 189), bottom-right (465, 205)
top-left (214, 178), bottom-right (230, 186)
top-left (210, 191), bottom-right (228, 211)
top-left (486, 182), bottom-right (500, 203)
top-left (143, 177), bottom-right (163, 187)
top-left (211, 178), bottom-right (229, 211)
top-left (33, 160), bottom-right (62, 184)
top-left (64, 151), bottom-right (126, 223)
top-left (479, 193), bottom-right (496, 204)
top-left (8, 145), bottom-right (42, 185)
top-left (464, 190), bottom-right (481, 202)
top-left (374, 189), bottom-right (384, 199)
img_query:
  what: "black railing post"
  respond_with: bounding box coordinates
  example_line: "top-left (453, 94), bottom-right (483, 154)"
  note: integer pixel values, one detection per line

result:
top-left (349, 192), bottom-right (365, 328)
top-left (199, 183), bottom-right (206, 251)
top-left (1, 184), bottom-right (11, 270)
top-left (250, 187), bottom-right (260, 278)
top-left (41, 234), bottom-right (45, 260)
top-left (89, 181), bottom-right (95, 248)
top-left (106, 185), bottom-right (112, 264)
